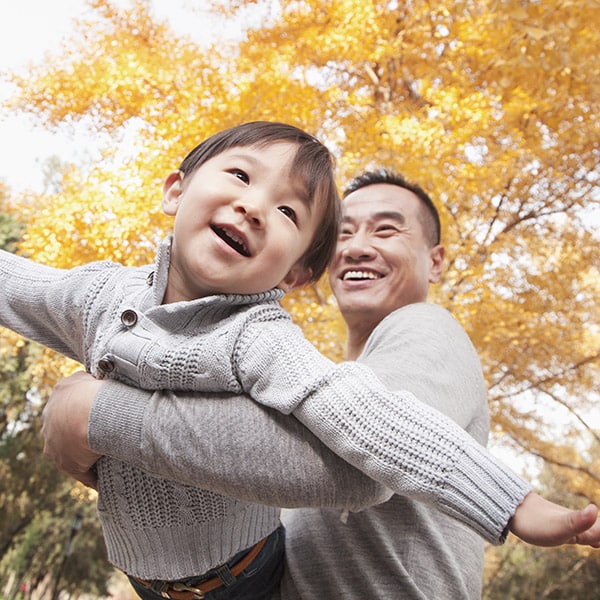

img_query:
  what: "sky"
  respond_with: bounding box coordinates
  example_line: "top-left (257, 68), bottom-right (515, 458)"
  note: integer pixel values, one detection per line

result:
top-left (0, 0), bottom-right (232, 193)
top-left (0, 0), bottom-right (90, 192)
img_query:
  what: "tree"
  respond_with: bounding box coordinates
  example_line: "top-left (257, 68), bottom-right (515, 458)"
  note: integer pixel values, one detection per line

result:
top-left (484, 540), bottom-right (600, 600)
top-left (2, 0), bottom-right (599, 593)
top-left (0, 199), bottom-right (112, 598)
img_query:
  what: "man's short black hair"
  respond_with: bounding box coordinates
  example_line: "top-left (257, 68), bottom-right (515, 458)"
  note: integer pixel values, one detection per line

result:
top-left (344, 169), bottom-right (441, 247)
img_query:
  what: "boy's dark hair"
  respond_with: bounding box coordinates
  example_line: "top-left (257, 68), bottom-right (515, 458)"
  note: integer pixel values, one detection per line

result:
top-left (343, 169), bottom-right (441, 247)
top-left (179, 121), bottom-right (340, 283)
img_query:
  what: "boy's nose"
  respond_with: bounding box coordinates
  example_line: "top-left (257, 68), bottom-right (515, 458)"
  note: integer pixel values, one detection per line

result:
top-left (234, 197), bottom-right (266, 228)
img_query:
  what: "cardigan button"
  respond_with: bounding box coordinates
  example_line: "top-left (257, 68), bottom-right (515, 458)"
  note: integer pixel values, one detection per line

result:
top-left (97, 357), bottom-right (115, 375)
top-left (121, 309), bottom-right (138, 327)
top-left (146, 271), bottom-right (154, 286)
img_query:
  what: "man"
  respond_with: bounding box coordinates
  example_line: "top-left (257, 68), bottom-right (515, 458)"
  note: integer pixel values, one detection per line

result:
top-left (279, 170), bottom-right (490, 598)
top-left (279, 170), bottom-right (486, 598)
top-left (42, 170), bottom-right (600, 599)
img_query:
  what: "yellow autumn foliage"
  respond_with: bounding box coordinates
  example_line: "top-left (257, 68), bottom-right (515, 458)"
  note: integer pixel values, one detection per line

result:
top-left (2, 0), bottom-right (599, 507)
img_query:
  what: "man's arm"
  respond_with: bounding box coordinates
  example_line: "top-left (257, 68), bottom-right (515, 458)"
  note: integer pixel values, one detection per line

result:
top-left (42, 372), bottom-right (392, 510)
top-left (41, 373), bottom-right (102, 489)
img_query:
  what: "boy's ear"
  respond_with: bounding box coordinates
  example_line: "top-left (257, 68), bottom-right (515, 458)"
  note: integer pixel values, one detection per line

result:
top-left (278, 263), bottom-right (313, 292)
top-left (162, 171), bottom-right (184, 215)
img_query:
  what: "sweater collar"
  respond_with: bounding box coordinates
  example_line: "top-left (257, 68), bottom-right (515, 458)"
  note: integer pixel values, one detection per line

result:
top-left (150, 235), bottom-right (285, 307)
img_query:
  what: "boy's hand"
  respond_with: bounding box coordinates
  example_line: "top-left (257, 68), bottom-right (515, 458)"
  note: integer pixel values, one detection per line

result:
top-left (41, 371), bottom-right (103, 489)
top-left (509, 492), bottom-right (600, 548)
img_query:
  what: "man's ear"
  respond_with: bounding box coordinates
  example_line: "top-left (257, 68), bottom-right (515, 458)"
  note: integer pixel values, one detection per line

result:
top-left (278, 263), bottom-right (313, 292)
top-left (162, 171), bottom-right (184, 216)
top-left (428, 245), bottom-right (445, 283)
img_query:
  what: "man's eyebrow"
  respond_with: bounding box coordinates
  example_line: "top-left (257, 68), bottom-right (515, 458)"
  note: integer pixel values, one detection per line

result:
top-left (373, 210), bottom-right (406, 223)
top-left (341, 211), bottom-right (406, 224)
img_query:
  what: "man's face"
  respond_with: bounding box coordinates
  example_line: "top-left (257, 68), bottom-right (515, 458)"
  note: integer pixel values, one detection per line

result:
top-left (329, 183), bottom-right (444, 330)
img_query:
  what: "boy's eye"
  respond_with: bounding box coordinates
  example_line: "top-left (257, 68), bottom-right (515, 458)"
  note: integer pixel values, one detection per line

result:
top-left (278, 205), bottom-right (298, 224)
top-left (230, 169), bottom-right (249, 184)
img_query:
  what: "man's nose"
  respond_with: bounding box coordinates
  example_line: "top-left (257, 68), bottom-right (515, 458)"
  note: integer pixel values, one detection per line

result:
top-left (340, 232), bottom-right (376, 261)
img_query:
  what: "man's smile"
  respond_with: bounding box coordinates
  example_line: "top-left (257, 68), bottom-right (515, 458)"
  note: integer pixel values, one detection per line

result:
top-left (341, 269), bottom-right (382, 281)
top-left (211, 224), bottom-right (251, 257)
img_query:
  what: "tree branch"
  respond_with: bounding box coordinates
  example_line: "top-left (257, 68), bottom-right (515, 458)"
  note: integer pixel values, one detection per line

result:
top-left (540, 557), bottom-right (587, 598)
top-left (544, 389), bottom-right (600, 447)
top-left (511, 436), bottom-right (600, 486)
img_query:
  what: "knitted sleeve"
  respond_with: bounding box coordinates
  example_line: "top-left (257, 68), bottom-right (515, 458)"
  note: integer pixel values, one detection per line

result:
top-left (0, 249), bottom-right (112, 364)
top-left (89, 380), bottom-right (393, 511)
top-left (292, 372), bottom-right (531, 544)
top-left (235, 310), bottom-right (531, 544)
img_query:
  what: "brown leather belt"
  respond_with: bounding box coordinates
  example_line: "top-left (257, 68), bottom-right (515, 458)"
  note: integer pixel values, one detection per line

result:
top-left (133, 535), bottom-right (268, 600)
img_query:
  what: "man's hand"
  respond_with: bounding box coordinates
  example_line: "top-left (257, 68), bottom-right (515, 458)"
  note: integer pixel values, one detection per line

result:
top-left (42, 371), bottom-right (103, 489)
top-left (509, 492), bottom-right (600, 548)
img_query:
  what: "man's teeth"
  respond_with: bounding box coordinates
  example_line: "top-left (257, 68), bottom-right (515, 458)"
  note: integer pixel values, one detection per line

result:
top-left (343, 270), bottom-right (380, 280)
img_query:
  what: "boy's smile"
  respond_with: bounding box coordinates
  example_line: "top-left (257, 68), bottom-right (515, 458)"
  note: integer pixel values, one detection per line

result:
top-left (211, 224), bottom-right (251, 257)
top-left (161, 142), bottom-right (318, 303)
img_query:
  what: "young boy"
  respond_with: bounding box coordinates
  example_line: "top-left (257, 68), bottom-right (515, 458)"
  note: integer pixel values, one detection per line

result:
top-left (0, 121), bottom-right (557, 599)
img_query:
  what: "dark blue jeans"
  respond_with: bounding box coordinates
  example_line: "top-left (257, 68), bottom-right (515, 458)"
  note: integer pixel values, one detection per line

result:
top-left (128, 525), bottom-right (284, 600)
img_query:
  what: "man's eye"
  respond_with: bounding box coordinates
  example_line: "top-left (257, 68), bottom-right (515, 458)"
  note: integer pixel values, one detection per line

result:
top-left (230, 169), bottom-right (249, 184)
top-left (278, 205), bottom-right (298, 224)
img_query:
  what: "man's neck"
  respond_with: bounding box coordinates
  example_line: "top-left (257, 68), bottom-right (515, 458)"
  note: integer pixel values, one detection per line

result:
top-left (344, 320), bottom-right (377, 360)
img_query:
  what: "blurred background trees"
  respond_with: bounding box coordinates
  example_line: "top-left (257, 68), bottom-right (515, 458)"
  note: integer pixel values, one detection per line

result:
top-left (1, 0), bottom-right (598, 597)
top-left (0, 198), bottom-right (112, 598)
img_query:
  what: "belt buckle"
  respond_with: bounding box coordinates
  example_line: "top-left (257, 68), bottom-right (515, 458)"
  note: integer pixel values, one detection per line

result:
top-left (171, 583), bottom-right (205, 599)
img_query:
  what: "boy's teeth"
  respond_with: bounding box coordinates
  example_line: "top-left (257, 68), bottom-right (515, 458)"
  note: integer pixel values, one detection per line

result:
top-left (212, 225), bottom-right (250, 256)
top-left (228, 231), bottom-right (244, 245)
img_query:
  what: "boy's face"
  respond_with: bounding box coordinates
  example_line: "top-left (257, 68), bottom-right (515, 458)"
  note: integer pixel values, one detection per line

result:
top-left (162, 142), bottom-right (318, 302)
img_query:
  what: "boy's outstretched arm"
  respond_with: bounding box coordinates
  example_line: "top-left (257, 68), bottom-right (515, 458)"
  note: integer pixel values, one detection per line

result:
top-left (509, 492), bottom-right (600, 547)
